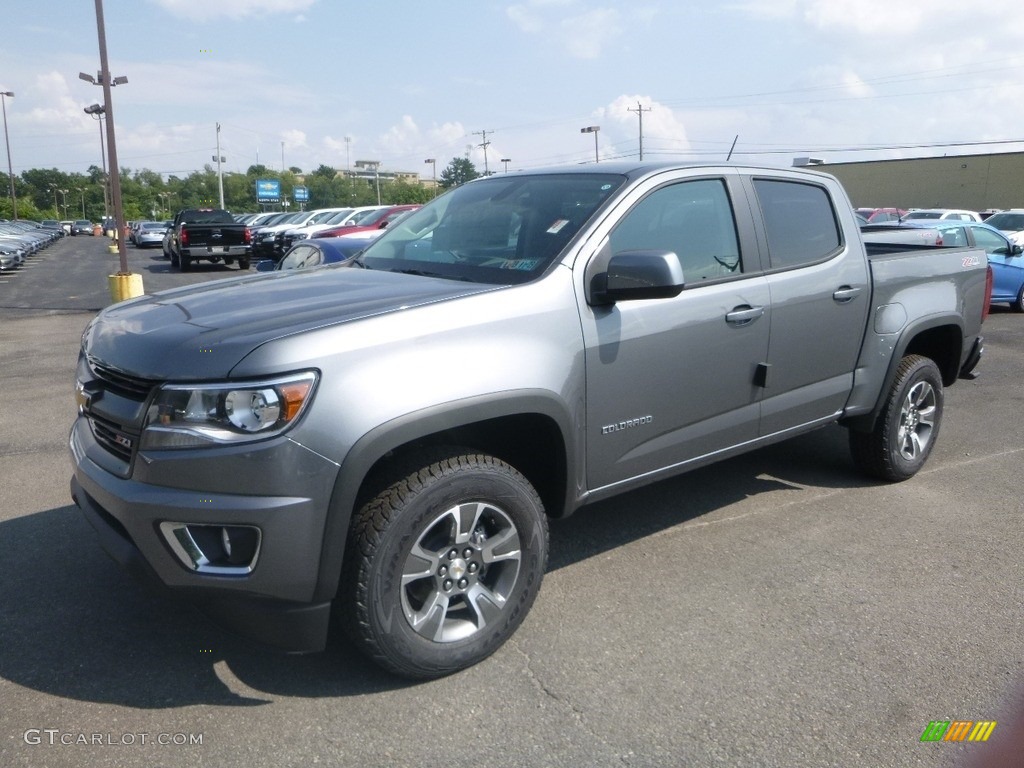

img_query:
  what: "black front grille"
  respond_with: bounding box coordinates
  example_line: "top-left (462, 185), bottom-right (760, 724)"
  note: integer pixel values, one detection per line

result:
top-left (91, 416), bottom-right (137, 463)
top-left (87, 356), bottom-right (156, 400)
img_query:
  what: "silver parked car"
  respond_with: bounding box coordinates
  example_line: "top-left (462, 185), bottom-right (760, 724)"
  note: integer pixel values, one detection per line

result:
top-left (132, 221), bottom-right (169, 248)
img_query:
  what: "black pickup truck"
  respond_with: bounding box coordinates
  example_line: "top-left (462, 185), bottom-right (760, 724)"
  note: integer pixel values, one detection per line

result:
top-left (165, 208), bottom-right (251, 271)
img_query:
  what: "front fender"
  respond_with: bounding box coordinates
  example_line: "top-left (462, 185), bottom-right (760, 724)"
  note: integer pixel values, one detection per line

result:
top-left (311, 390), bottom-right (577, 603)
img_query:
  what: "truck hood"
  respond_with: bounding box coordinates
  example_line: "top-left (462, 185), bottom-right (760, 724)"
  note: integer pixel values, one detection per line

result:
top-left (85, 267), bottom-right (497, 379)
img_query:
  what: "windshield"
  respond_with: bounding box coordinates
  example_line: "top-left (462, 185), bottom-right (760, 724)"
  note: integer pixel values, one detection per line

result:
top-left (357, 173), bottom-right (624, 285)
top-left (985, 212), bottom-right (1024, 231)
top-left (904, 211), bottom-right (941, 220)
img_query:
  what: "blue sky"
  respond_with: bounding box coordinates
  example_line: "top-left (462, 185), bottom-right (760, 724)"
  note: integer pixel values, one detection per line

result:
top-left (2, 0), bottom-right (1024, 180)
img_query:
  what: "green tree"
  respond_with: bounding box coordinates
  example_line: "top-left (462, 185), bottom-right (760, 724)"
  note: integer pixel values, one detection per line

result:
top-left (439, 157), bottom-right (479, 190)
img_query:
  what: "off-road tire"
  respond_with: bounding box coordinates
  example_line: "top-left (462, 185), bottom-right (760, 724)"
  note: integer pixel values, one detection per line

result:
top-left (849, 354), bottom-right (943, 481)
top-left (342, 449), bottom-right (548, 679)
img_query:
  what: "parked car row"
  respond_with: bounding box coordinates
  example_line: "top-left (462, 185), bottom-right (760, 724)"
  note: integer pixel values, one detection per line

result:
top-left (238, 204), bottom-right (421, 262)
top-left (861, 218), bottom-right (1024, 311)
top-left (856, 207), bottom-right (984, 224)
top-left (0, 219), bottom-right (66, 271)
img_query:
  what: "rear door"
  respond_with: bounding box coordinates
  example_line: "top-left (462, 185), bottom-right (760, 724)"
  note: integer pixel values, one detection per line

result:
top-left (747, 175), bottom-right (871, 436)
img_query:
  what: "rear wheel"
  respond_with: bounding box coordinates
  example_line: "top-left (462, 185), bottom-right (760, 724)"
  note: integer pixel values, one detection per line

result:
top-left (849, 354), bottom-right (943, 481)
top-left (342, 450), bottom-right (548, 679)
top-left (179, 254), bottom-right (192, 272)
top-left (1012, 285), bottom-right (1024, 313)
top-left (170, 250), bottom-right (180, 268)
top-left (238, 258), bottom-right (250, 270)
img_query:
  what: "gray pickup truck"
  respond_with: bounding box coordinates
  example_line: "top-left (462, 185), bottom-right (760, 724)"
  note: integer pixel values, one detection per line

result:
top-left (70, 163), bottom-right (989, 678)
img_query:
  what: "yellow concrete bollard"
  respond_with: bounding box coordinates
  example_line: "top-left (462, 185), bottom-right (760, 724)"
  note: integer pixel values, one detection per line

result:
top-left (107, 273), bottom-right (145, 303)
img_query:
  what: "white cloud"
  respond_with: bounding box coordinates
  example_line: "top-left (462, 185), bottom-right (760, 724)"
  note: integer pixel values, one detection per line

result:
top-left (597, 95), bottom-right (691, 159)
top-left (151, 0), bottom-right (317, 21)
top-left (507, 1), bottom-right (636, 59)
top-left (733, 0), bottom-right (1018, 36)
top-left (561, 8), bottom-right (621, 60)
top-left (281, 129), bottom-right (308, 150)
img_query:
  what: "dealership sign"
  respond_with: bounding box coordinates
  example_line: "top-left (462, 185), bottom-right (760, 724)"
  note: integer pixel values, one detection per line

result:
top-left (256, 179), bottom-right (281, 202)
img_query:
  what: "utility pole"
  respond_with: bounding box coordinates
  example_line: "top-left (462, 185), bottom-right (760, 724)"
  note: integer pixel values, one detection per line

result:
top-left (473, 129), bottom-right (493, 175)
top-left (627, 101), bottom-right (651, 161)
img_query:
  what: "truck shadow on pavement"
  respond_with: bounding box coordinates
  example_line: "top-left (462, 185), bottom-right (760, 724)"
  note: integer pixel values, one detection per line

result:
top-left (141, 256), bottom-right (240, 275)
top-left (0, 426), bottom-right (865, 707)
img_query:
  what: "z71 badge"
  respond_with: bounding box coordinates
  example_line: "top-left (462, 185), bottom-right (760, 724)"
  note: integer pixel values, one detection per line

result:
top-left (962, 255), bottom-right (981, 267)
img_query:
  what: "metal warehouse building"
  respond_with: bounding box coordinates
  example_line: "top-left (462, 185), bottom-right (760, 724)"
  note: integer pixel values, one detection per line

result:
top-left (796, 151), bottom-right (1024, 213)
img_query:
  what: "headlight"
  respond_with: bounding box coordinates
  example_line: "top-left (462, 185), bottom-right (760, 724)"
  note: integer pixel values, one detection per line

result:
top-left (140, 371), bottom-right (317, 449)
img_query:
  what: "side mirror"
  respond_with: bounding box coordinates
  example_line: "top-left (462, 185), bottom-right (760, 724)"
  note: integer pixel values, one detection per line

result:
top-left (589, 250), bottom-right (685, 305)
top-left (1012, 243), bottom-right (1023, 256)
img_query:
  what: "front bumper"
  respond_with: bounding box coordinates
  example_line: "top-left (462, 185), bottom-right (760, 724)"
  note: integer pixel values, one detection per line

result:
top-left (69, 417), bottom-right (338, 652)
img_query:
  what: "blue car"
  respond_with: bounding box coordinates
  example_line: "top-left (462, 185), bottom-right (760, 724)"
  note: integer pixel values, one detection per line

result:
top-left (865, 220), bottom-right (1024, 311)
top-left (257, 235), bottom-right (376, 272)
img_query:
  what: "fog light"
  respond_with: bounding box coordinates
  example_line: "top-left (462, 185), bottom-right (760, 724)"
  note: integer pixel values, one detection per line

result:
top-left (160, 522), bottom-right (262, 575)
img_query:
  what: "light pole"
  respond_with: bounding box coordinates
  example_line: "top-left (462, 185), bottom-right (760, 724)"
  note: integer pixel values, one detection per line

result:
top-left (501, 158), bottom-right (511, 173)
top-left (48, 183), bottom-right (58, 218)
top-left (1, 91), bottom-right (16, 219)
top-left (213, 123), bottom-right (226, 209)
top-left (81, 0), bottom-right (132, 278)
top-left (83, 104), bottom-right (110, 226)
top-left (59, 188), bottom-right (70, 219)
top-left (77, 186), bottom-right (86, 217)
top-left (424, 158), bottom-right (436, 198)
top-left (580, 125), bottom-right (600, 163)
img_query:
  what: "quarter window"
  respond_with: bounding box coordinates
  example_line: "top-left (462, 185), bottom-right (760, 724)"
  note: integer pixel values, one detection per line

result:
top-left (753, 179), bottom-right (841, 269)
top-left (608, 179), bottom-right (743, 283)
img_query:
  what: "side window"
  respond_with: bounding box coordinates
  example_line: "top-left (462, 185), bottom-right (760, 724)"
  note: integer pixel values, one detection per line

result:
top-left (939, 227), bottom-right (967, 247)
top-left (754, 179), bottom-right (841, 269)
top-left (608, 179), bottom-right (742, 282)
top-left (971, 226), bottom-right (1009, 255)
top-left (280, 244), bottom-right (320, 270)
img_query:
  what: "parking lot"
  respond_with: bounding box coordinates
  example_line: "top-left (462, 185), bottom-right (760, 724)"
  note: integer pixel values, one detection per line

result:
top-left (1, 235), bottom-right (1022, 767)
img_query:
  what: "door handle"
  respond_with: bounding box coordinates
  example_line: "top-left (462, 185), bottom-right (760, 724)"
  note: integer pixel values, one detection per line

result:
top-left (725, 305), bottom-right (765, 326)
top-left (833, 286), bottom-right (863, 303)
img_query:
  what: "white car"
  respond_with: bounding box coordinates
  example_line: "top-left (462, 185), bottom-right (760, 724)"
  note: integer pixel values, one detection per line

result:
top-left (982, 209), bottom-right (1024, 246)
top-left (902, 208), bottom-right (982, 223)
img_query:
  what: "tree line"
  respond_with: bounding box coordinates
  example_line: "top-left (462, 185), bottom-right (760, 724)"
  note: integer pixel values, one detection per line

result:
top-left (0, 157), bottom-right (481, 222)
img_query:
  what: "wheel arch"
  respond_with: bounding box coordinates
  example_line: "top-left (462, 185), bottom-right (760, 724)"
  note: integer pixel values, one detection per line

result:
top-left (312, 391), bottom-right (575, 603)
top-left (846, 317), bottom-right (962, 433)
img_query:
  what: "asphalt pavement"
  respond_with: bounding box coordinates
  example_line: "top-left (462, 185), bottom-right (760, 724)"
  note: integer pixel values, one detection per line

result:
top-left (1, 234), bottom-right (1022, 767)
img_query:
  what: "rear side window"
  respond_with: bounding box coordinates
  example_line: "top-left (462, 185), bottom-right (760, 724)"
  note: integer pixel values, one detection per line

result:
top-left (753, 179), bottom-right (841, 270)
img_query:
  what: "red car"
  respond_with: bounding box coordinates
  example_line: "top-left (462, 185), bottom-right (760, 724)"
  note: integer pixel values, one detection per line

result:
top-left (865, 207), bottom-right (907, 223)
top-left (316, 204), bottom-right (420, 238)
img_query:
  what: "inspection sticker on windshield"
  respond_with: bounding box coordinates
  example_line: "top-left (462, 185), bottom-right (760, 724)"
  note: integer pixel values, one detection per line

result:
top-left (501, 259), bottom-right (542, 271)
top-left (547, 219), bottom-right (570, 234)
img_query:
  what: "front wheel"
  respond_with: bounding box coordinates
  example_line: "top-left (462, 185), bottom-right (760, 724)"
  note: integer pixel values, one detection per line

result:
top-left (849, 354), bottom-right (943, 481)
top-left (1012, 285), bottom-right (1024, 313)
top-left (342, 450), bottom-right (548, 679)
